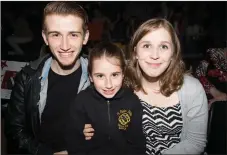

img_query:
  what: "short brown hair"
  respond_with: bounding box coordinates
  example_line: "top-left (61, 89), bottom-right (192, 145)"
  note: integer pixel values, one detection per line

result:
top-left (126, 18), bottom-right (187, 96)
top-left (42, 2), bottom-right (88, 33)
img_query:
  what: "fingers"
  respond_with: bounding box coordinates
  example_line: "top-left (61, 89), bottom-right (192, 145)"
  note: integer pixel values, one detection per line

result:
top-left (84, 131), bottom-right (94, 136)
top-left (84, 124), bottom-right (92, 129)
top-left (85, 136), bottom-right (92, 140)
top-left (83, 129), bottom-right (94, 139)
top-left (84, 127), bottom-right (95, 133)
top-left (84, 124), bottom-right (95, 133)
top-left (84, 124), bottom-right (95, 140)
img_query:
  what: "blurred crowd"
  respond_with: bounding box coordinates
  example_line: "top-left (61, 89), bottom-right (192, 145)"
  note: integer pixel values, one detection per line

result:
top-left (1, 1), bottom-right (226, 61)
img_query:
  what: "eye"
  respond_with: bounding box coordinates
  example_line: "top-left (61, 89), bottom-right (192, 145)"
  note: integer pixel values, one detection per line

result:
top-left (160, 44), bottom-right (169, 50)
top-left (71, 33), bottom-right (78, 38)
top-left (112, 73), bottom-right (120, 77)
top-left (142, 44), bottom-right (151, 48)
top-left (51, 33), bottom-right (59, 37)
top-left (96, 74), bottom-right (104, 78)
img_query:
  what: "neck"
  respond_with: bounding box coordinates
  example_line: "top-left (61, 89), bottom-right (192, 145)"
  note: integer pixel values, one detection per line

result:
top-left (141, 74), bottom-right (161, 93)
top-left (51, 59), bottom-right (80, 76)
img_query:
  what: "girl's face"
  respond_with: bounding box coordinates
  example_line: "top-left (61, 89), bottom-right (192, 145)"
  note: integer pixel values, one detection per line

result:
top-left (136, 27), bottom-right (173, 78)
top-left (90, 56), bottom-right (124, 99)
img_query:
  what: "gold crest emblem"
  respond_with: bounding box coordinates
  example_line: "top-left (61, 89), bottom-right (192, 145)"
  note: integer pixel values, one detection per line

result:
top-left (117, 110), bottom-right (132, 130)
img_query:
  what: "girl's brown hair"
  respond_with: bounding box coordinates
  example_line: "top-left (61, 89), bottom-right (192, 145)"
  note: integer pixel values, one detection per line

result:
top-left (88, 42), bottom-right (127, 86)
top-left (126, 18), bottom-right (187, 96)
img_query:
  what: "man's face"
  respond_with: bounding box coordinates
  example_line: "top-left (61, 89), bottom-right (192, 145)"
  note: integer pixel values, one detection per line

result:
top-left (42, 14), bottom-right (89, 67)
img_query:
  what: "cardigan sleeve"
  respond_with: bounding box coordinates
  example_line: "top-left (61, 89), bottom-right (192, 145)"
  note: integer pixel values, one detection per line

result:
top-left (161, 80), bottom-right (208, 154)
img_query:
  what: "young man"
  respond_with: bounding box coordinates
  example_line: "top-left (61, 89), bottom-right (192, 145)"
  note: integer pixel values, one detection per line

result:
top-left (5, 2), bottom-right (90, 155)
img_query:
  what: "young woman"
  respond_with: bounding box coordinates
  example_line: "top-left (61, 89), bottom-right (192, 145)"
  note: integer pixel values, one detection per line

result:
top-left (65, 42), bottom-right (146, 155)
top-left (84, 18), bottom-right (208, 155)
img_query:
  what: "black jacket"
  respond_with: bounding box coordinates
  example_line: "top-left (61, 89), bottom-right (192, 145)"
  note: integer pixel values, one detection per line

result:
top-left (4, 54), bottom-right (55, 155)
top-left (66, 86), bottom-right (146, 155)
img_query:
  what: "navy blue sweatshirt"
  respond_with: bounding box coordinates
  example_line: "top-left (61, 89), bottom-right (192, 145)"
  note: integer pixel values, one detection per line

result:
top-left (65, 86), bottom-right (146, 155)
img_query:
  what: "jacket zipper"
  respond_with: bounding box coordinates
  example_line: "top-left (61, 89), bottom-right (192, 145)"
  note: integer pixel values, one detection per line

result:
top-left (107, 100), bottom-right (111, 140)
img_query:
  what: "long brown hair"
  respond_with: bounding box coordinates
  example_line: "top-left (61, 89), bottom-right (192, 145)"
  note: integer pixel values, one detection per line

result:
top-left (126, 18), bottom-right (187, 96)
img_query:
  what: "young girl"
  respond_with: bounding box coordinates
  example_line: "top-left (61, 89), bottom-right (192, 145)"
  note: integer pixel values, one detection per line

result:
top-left (84, 18), bottom-right (208, 155)
top-left (65, 42), bottom-right (145, 155)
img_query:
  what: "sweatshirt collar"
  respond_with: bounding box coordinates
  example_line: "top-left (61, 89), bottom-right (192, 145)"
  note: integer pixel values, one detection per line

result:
top-left (90, 85), bottom-right (132, 101)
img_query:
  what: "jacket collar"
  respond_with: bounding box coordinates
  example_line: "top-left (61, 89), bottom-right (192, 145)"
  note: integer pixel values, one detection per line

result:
top-left (37, 55), bottom-right (88, 78)
top-left (38, 55), bottom-right (90, 92)
top-left (30, 54), bottom-right (51, 70)
top-left (90, 85), bottom-right (132, 101)
top-left (78, 56), bottom-right (90, 93)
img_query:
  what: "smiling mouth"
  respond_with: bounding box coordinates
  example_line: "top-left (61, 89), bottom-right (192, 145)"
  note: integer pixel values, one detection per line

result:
top-left (146, 62), bottom-right (162, 67)
top-left (103, 89), bottom-right (115, 95)
top-left (58, 52), bottom-right (73, 57)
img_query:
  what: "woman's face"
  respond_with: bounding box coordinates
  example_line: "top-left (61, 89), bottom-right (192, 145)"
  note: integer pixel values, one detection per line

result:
top-left (136, 27), bottom-right (173, 78)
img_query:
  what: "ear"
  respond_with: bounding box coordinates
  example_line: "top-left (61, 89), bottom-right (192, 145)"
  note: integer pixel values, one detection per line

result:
top-left (134, 46), bottom-right (139, 59)
top-left (89, 75), bottom-right (93, 83)
top-left (42, 30), bottom-right (48, 46)
top-left (83, 30), bottom-right (89, 45)
top-left (134, 46), bottom-right (136, 51)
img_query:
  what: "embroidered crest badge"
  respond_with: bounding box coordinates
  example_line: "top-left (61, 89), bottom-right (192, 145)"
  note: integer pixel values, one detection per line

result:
top-left (117, 110), bottom-right (132, 130)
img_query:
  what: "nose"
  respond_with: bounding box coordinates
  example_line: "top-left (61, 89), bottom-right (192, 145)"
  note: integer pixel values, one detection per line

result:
top-left (60, 36), bottom-right (70, 51)
top-left (149, 48), bottom-right (159, 60)
top-left (105, 77), bottom-right (113, 89)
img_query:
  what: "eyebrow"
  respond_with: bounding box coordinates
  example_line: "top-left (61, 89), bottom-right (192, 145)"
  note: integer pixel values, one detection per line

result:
top-left (93, 73), bottom-right (103, 75)
top-left (139, 41), bottom-right (150, 44)
top-left (93, 72), bottom-right (122, 75)
top-left (112, 72), bottom-right (122, 74)
top-left (161, 41), bottom-right (171, 45)
top-left (139, 40), bottom-right (171, 45)
top-left (47, 31), bottom-right (82, 35)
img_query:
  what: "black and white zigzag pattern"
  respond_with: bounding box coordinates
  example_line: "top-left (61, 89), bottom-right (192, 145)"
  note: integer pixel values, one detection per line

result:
top-left (141, 100), bottom-right (183, 155)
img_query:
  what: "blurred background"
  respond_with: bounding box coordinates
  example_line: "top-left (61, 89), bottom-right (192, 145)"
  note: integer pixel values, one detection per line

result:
top-left (1, 1), bottom-right (226, 61)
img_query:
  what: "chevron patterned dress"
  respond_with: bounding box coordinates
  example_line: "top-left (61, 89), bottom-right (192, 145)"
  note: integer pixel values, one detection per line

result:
top-left (141, 100), bottom-right (183, 155)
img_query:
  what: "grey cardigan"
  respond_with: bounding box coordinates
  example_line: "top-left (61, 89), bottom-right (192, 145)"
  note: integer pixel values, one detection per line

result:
top-left (161, 75), bottom-right (208, 154)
